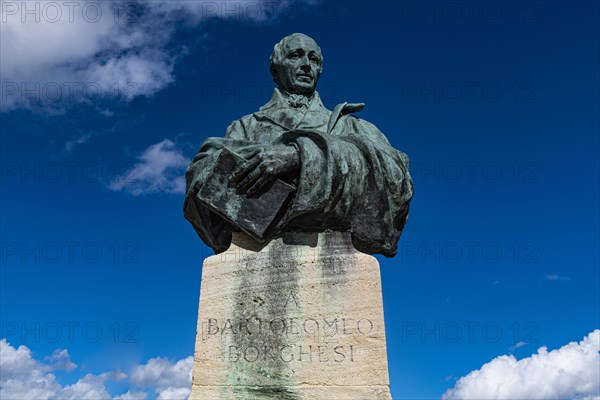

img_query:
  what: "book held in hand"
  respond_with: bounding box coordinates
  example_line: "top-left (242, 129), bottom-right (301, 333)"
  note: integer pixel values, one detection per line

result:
top-left (196, 147), bottom-right (296, 242)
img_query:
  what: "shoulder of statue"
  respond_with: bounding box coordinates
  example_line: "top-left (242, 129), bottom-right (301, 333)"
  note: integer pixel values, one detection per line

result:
top-left (239, 113), bottom-right (256, 123)
top-left (257, 88), bottom-right (287, 112)
top-left (337, 102), bottom-right (365, 114)
top-left (327, 102), bottom-right (366, 132)
top-left (225, 115), bottom-right (247, 130)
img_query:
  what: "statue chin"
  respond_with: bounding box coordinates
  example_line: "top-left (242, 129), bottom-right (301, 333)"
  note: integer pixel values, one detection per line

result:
top-left (288, 88), bottom-right (315, 97)
top-left (279, 82), bottom-right (317, 96)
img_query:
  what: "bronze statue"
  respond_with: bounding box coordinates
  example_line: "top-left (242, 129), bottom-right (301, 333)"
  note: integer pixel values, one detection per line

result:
top-left (184, 33), bottom-right (413, 257)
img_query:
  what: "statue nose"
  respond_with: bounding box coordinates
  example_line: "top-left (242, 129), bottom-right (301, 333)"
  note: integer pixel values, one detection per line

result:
top-left (299, 55), bottom-right (311, 66)
top-left (300, 61), bottom-right (311, 71)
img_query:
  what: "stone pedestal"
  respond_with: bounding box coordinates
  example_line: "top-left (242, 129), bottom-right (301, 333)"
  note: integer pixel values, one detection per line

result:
top-left (189, 231), bottom-right (392, 400)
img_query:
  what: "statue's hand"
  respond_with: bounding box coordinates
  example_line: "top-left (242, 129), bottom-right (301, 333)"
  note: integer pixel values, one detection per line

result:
top-left (229, 144), bottom-right (300, 196)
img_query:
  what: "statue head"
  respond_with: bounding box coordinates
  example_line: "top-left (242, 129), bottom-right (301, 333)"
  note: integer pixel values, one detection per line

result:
top-left (269, 33), bottom-right (323, 96)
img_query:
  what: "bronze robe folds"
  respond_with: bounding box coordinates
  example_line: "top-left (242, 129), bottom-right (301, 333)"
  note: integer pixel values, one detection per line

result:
top-left (184, 89), bottom-right (414, 257)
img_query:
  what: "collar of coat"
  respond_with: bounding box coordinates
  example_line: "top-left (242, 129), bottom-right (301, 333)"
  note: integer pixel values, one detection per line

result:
top-left (254, 88), bottom-right (366, 132)
top-left (252, 88), bottom-right (329, 130)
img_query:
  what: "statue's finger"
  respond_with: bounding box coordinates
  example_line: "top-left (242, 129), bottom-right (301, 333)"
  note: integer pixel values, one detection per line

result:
top-left (247, 175), bottom-right (273, 197)
top-left (236, 166), bottom-right (263, 193)
top-left (238, 148), bottom-right (260, 160)
top-left (229, 157), bottom-right (260, 184)
top-left (246, 162), bottom-right (282, 196)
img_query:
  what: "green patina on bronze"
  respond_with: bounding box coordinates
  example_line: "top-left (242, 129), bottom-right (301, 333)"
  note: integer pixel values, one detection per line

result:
top-left (184, 33), bottom-right (414, 258)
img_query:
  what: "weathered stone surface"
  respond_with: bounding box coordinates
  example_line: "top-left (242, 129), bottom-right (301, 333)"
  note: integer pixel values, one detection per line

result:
top-left (189, 231), bottom-right (392, 400)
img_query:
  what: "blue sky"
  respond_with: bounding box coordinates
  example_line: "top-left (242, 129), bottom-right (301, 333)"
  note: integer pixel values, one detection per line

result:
top-left (1, 1), bottom-right (599, 399)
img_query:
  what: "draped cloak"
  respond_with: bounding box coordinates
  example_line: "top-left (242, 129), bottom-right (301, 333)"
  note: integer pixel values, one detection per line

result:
top-left (184, 89), bottom-right (414, 257)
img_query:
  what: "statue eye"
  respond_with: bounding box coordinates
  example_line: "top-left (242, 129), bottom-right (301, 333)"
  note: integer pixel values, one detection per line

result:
top-left (288, 53), bottom-right (300, 59)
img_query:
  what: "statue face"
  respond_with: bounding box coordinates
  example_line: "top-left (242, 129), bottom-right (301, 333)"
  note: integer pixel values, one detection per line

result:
top-left (273, 36), bottom-right (322, 95)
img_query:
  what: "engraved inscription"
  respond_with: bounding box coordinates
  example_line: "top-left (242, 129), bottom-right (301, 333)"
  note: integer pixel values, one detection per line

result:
top-left (200, 316), bottom-right (375, 363)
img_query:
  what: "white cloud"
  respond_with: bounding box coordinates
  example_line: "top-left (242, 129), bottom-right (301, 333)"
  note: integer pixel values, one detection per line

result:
top-left (508, 341), bottom-right (527, 352)
top-left (65, 133), bottom-right (94, 153)
top-left (109, 139), bottom-right (189, 195)
top-left (59, 372), bottom-right (124, 400)
top-left (443, 329), bottom-right (600, 400)
top-left (157, 387), bottom-right (193, 400)
top-left (546, 273), bottom-right (571, 281)
top-left (1, 1), bottom-right (161, 113)
top-left (0, 338), bottom-right (193, 400)
top-left (46, 349), bottom-right (77, 371)
top-left (0, 338), bottom-right (75, 400)
top-left (0, 0), bottom-right (300, 113)
top-left (114, 391), bottom-right (149, 400)
top-left (130, 356), bottom-right (194, 400)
